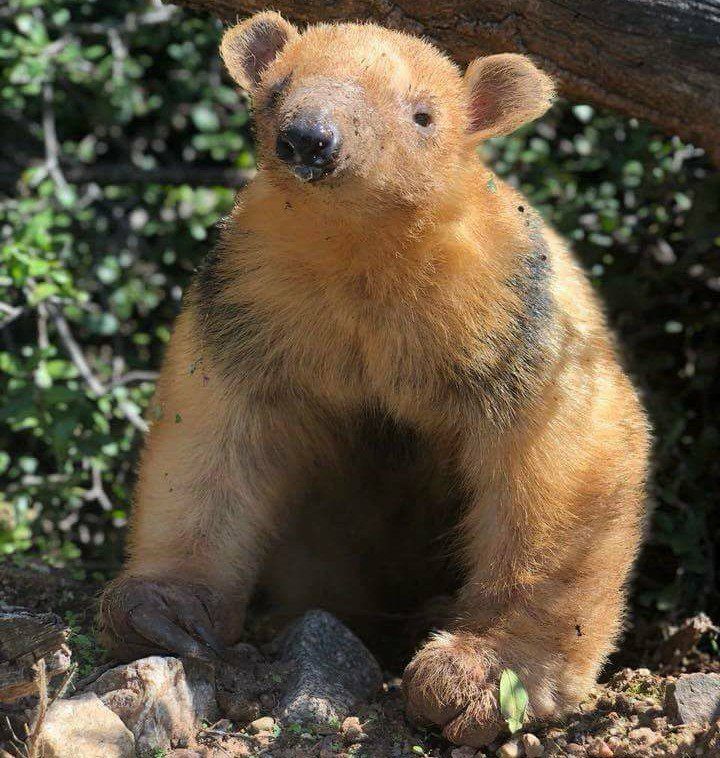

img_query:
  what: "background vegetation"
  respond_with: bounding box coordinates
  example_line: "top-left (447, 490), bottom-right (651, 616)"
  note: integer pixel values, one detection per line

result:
top-left (1, 0), bottom-right (718, 632)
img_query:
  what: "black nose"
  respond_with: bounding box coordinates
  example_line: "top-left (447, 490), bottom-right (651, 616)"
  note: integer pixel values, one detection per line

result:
top-left (276, 120), bottom-right (341, 176)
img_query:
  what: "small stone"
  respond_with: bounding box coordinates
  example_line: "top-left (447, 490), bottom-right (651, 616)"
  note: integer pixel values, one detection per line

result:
top-left (521, 733), bottom-right (544, 757)
top-left (248, 716), bottom-right (276, 734)
top-left (342, 716), bottom-right (365, 743)
top-left (565, 744), bottom-right (585, 755)
top-left (496, 738), bottom-right (523, 758)
top-left (86, 656), bottom-right (217, 752)
top-left (628, 727), bottom-right (660, 745)
top-left (276, 610), bottom-right (382, 726)
top-left (664, 672), bottom-right (720, 725)
top-left (587, 739), bottom-right (613, 758)
top-left (451, 748), bottom-right (478, 758)
top-left (674, 730), bottom-right (696, 748)
top-left (205, 719), bottom-right (233, 734)
top-left (35, 692), bottom-right (135, 758)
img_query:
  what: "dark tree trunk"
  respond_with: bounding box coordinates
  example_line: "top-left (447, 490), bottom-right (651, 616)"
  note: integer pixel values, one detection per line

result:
top-left (167, 0), bottom-right (720, 165)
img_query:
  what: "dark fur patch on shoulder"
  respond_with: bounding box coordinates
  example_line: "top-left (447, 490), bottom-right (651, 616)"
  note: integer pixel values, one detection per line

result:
top-left (505, 227), bottom-right (552, 334)
top-left (449, 226), bottom-right (555, 426)
top-left (189, 235), bottom-right (280, 389)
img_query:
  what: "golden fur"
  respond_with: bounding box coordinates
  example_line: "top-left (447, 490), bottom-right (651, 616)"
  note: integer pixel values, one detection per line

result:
top-left (100, 13), bottom-right (650, 746)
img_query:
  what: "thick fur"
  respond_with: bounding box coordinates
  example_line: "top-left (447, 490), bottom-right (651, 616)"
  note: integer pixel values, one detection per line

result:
top-left (100, 15), bottom-right (650, 746)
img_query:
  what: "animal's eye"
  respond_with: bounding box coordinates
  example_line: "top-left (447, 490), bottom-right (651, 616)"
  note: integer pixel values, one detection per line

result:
top-left (266, 74), bottom-right (291, 107)
top-left (413, 111), bottom-right (432, 128)
top-left (268, 87), bottom-right (282, 107)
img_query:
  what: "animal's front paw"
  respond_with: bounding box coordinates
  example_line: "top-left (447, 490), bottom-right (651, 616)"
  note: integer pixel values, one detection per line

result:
top-left (99, 576), bottom-right (227, 663)
top-left (403, 631), bottom-right (505, 746)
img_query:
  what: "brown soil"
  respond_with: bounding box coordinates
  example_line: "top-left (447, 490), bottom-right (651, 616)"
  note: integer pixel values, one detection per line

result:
top-left (1, 561), bottom-right (718, 758)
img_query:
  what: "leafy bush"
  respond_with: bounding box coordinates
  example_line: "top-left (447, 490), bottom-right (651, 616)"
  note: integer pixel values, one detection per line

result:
top-left (1, 0), bottom-right (718, 622)
top-left (0, 0), bottom-right (250, 564)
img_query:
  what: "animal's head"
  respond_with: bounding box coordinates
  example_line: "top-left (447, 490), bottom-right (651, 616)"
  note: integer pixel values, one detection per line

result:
top-left (221, 12), bottom-right (553, 210)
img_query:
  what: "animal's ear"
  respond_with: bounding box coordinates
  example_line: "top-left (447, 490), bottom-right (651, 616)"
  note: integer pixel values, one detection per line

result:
top-left (464, 54), bottom-right (554, 140)
top-left (221, 11), bottom-right (298, 91)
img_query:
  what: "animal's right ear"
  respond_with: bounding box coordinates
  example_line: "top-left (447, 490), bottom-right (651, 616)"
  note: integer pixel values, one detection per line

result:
top-left (220, 11), bottom-right (298, 92)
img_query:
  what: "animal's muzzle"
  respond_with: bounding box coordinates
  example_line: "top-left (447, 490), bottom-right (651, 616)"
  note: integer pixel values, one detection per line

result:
top-left (276, 116), bottom-right (342, 182)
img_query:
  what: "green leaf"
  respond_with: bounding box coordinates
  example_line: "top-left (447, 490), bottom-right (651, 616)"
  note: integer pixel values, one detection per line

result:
top-left (191, 104), bottom-right (219, 132)
top-left (34, 361), bottom-right (52, 389)
top-left (15, 14), bottom-right (34, 35)
top-left (499, 668), bottom-right (528, 734)
top-left (28, 281), bottom-right (59, 305)
top-left (56, 184), bottom-right (77, 208)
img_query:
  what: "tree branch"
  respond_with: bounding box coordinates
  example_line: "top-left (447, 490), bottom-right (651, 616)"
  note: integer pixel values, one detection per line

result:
top-left (165, 0), bottom-right (720, 165)
top-left (41, 82), bottom-right (71, 195)
top-left (47, 304), bottom-right (150, 434)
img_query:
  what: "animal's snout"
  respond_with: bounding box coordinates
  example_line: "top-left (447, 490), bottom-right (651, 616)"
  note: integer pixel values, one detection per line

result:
top-left (276, 118), bottom-right (341, 181)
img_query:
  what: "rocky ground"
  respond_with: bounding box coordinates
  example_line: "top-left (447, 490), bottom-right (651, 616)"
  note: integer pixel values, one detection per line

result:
top-left (1, 562), bottom-right (719, 758)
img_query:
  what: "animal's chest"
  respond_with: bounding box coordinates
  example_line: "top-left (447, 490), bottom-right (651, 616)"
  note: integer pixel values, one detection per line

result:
top-left (286, 298), bottom-right (459, 403)
top-left (196, 257), bottom-right (543, 426)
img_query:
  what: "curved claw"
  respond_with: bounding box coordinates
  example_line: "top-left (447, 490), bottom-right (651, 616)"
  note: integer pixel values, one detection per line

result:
top-left (175, 600), bottom-right (228, 659)
top-left (129, 605), bottom-right (218, 661)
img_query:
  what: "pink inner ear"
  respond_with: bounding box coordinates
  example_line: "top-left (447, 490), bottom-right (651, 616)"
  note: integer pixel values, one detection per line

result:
top-left (243, 23), bottom-right (289, 86)
top-left (469, 84), bottom-right (502, 133)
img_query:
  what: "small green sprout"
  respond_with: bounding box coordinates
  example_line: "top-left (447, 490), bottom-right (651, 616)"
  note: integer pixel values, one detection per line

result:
top-left (499, 668), bottom-right (529, 733)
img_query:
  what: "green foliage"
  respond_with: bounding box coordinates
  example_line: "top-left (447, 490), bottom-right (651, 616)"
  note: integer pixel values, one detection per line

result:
top-left (1, 1), bottom-right (718, 623)
top-left (63, 609), bottom-right (102, 677)
top-left (1, 0), bottom-right (249, 566)
top-left (499, 668), bottom-right (528, 734)
top-left (139, 750), bottom-right (166, 758)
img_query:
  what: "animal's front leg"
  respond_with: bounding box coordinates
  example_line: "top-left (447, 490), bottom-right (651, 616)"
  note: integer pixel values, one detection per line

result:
top-left (403, 560), bottom-right (634, 745)
top-left (404, 426), bottom-right (645, 746)
top-left (403, 580), bottom-right (625, 746)
top-left (99, 312), bottom-right (321, 662)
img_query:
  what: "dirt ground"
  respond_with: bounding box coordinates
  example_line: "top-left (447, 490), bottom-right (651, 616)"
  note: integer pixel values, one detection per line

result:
top-left (1, 561), bottom-right (719, 757)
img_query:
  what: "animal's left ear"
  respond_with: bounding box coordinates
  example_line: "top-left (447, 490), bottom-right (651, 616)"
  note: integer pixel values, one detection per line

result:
top-left (464, 54), bottom-right (554, 141)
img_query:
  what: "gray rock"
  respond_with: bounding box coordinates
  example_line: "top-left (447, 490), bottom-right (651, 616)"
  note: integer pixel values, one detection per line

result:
top-left (664, 672), bottom-right (720, 725)
top-left (276, 610), bottom-right (382, 726)
top-left (87, 655), bottom-right (217, 751)
top-left (36, 692), bottom-right (135, 758)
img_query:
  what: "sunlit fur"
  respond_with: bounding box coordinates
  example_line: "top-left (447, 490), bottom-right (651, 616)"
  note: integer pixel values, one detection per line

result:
top-left (100, 14), bottom-right (650, 746)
